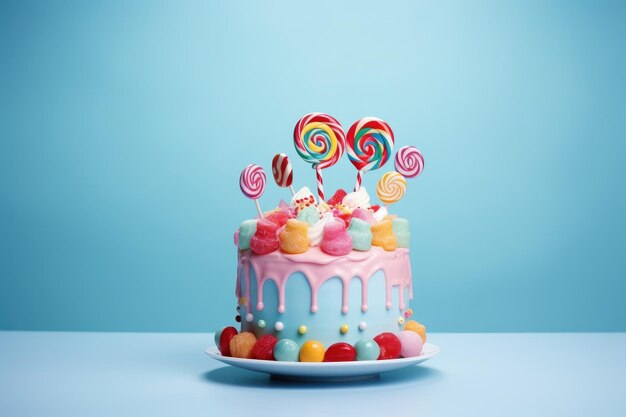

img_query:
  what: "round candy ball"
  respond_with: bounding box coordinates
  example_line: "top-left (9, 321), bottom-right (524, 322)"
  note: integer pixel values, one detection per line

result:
top-left (214, 327), bottom-right (224, 347)
top-left (373, 332), bottom-right (402, 360)
top-left (273, 339), bottom-right (300, 362)
top-left (218, 326), bottom-right (238, 357)
top-left (398, 330), bottom-right (424, 358)
top-left (229, 332), bottom-right (257, 359)
top-left (404, 320), bottom-right (427, 343)
top-left (354, 339), bottom-right (381, 361)
top-left (299, 340), bottom-right (326, 362)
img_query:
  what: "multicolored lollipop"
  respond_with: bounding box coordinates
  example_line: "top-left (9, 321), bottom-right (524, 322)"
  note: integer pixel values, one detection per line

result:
top-left (272, 153), bottom-right (295, 195)
top-left (240, 164), bottom-right (266, 218)
top-left (347, 117), bottom-right (395, 191)
top-left (376, 171), bottom-right (406, 206)
top-left (394, 146), bottom-right (424, 178)
top-left (293, 113), bottom-right (346, 201)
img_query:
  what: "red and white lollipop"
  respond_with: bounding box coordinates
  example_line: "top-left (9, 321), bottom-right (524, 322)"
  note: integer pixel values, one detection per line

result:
top-left (240, 164), bottom-right (266, 218)
top-left (272, 153), bottom-right (295, 195)
top-left (394, 146), bottom-right (424, 178)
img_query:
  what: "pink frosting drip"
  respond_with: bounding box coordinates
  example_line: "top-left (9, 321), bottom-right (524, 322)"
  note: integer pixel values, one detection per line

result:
top-left (236, 247), bottom-right (413, 314)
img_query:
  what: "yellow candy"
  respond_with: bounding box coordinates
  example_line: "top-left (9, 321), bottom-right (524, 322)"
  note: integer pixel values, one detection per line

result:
top-left (340, 324), bottom-right (349, 334)
top-left (299, 340), bottom-right (325, 362)
top-left (404, 320), bottom-right (427, 343)
top-left (279, 219), bottom-right (310, 254)
top-left (229, 332), bottom-right (257, 359)
top-left (371, 219), bottom-right (397, 251)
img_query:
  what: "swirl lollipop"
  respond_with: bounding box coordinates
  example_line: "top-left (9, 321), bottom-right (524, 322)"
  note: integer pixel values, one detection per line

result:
top-left (376, 171), bottom-right (406, 206)
top-left (347, 117), bottom-right (395, 191)
top-left (272, 153), bottom-right (295, 195)
top-left (240, 164), bottom-right (266, 218)
top-left (394, 146), bottom-right (424, 178)
top-left (293, 113), bottom-right (346, 201)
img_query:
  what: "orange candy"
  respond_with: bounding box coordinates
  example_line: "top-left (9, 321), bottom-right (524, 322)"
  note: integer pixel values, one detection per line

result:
top-left (404, 320), bottom-right (427, 343)
top-left (371, 219), bottom-right (397, 251)
top-left (279, 219), bottom-right (310, 254)
top-left (229, 332), bottom-right (257, 359)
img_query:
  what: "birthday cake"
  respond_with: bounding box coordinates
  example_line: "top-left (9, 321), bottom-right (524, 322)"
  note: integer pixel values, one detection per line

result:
top-left (215, 113), bottom-right (427, 362)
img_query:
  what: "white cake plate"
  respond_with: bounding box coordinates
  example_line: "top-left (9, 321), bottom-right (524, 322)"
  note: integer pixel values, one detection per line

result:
top-left (205, 342), bottom-right (440, 382)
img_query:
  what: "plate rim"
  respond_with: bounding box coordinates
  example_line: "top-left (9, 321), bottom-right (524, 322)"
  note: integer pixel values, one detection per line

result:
top-left (205, 342), bottom-right (440, 368)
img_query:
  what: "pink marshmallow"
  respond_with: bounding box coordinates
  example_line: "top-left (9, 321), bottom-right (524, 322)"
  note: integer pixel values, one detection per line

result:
top-left (352, 208), bottom-right (376, 224)
top-left (321, 219), bottom-right (353, 256)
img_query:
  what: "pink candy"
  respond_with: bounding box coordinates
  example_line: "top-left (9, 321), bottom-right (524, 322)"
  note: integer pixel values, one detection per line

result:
top-left (250, 219), bottom-right (280, 255)
top-left (321, 219), bottom-right (352, 256)
top-left (398, 330), bottom-right (424, 357)
top-left (352, 208), bottom-right (376, 224)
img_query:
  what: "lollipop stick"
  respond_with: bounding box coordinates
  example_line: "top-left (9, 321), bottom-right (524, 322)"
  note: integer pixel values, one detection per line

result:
top-left (315, 165), bottom-right (325, 201)
top-left (254, 200), bottom-right (263, 219)
top-left (289, 185), bottom-right (295, 196)
top-left (354, 170), bottom-right (363, 191)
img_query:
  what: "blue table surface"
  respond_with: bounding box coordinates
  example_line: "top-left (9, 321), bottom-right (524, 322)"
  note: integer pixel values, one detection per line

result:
top-left (1, 332), bottom-right (624, 417)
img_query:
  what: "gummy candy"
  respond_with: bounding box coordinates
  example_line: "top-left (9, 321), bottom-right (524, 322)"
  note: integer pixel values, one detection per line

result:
top-left (218, 326), bottom-right (238, 357)
top-left (229, 332), bottom-right (257, 359)
top-left (348, 218), bottom-right (372, 251)
top-left (392, 218), bottom-right (410, 248)
top-left (250, 219), bottom-right (280, 254)
top-left (337, 212), bottom-right (352, 228)
top-left (404, 320), bottom-right (426, 342)
top-left (371, 219), bottom-right (397, 251)
top-left (324, 342), bottom-right (356, 362)
top-left (351, 208), bottom-right (376, 224)
top-left (251, 334), bottom-right (278, 360)
top-left (296, 206), bottom-right (319, 226)
top-left (321, 219), bottom-right (353, 256)
top-left (371, 204), bottom-right (381, 212)
top-left (299, 340), bottom-right (325, 362)
top-left (266, 210), bottom-right (292, 228)
top-left (237, 219), bottom-right (257, 250)
top-left (327, 189), bottom-right (347, 206)
top-left (373, 332), bottom-right (402, 360)
top-left (398, 330), bottom-right (423, 357)
top-left (279, 219), bottom-right (309, 254)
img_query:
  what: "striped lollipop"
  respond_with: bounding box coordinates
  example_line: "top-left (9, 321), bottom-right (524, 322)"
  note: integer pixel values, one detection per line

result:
top-left (376, 171), bottom-right (406, 206)
top-left (293, 113), bottom-right (346, 201)
top-left (394, 146), bottom-right (424, 178)
top-left (271, 153), bottom-right (295, 195)
top-left (347, 117), bottom-right (394, 191)
top-left (240, 164), bottom-right (266, 218)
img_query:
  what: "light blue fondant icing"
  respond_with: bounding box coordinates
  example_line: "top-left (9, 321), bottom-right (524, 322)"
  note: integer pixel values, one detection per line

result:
top-left (239, 266), bottom-right (412, 347)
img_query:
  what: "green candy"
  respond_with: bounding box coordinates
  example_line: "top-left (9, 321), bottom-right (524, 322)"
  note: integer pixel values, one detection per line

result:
top-left (355, 339), bottom-right (380, 361)
top-left (348, 218), bottom-right (372, 251)
top-left (392, 218), bottom-right (411, 248)
top-left (238, 219), bottom-right (257, 250)
top-left (297, 206), bottom-right (319, 225)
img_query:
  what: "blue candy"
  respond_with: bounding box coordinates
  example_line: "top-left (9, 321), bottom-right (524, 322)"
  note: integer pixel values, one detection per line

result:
top-left (392, 218), bottom-right (411, 248)
top-left (354, 338), bottom-right (381, 361)
top-left (348, 218), bottom-right (372, 251)
top-left (296, 206), bottom-right (319, 226)
top-left (274, 339), bottom-right (300, 362)
top-left (214, 327), bottom-right (224, 347)
top-left (238, 219), bottom-right (257, 250)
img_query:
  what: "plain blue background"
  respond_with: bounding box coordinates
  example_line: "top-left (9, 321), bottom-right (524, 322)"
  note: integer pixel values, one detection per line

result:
top-left (1, 0), bottom-right (625, 332)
